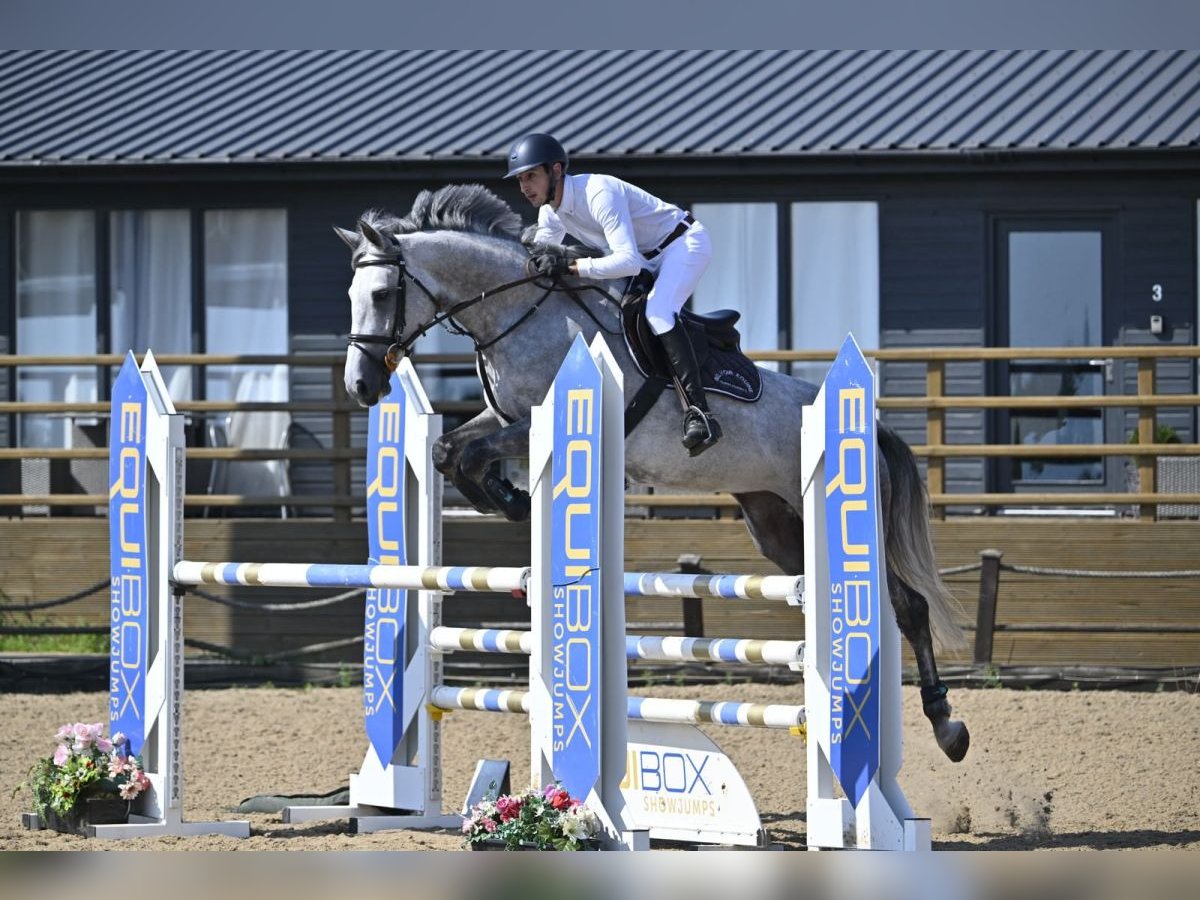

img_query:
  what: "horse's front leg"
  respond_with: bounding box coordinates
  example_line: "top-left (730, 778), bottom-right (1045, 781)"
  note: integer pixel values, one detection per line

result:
top-left (458, 416), bottom-right (533, 523)
top-left (432, 409), bottom-right (505, 514)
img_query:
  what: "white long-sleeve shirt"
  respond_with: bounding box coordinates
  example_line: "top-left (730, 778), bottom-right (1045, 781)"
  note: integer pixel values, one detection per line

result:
top-left (533, 173), bottom-right (689, 280)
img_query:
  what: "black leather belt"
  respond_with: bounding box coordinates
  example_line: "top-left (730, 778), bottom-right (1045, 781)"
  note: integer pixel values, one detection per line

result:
top-left (644, 213), bottom-right (695, 260)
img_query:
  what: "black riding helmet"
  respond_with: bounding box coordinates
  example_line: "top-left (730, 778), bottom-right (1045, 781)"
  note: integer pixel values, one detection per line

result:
top-left (504, 133), bottom-right (568, 178)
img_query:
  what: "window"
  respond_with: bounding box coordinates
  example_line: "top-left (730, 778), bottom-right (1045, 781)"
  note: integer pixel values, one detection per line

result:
top-left (204, 209), bottom-right (289, 451)
top-left (691, 203), bottom-right (779, 367)
top-left (791, 202), bottom-right (879, 384)
top-left (14, 207), bottom-right (289, 452)
top-left (110, 209), bottom-right (193, 400)
top-left (15, 211), bottom-right (97, 448)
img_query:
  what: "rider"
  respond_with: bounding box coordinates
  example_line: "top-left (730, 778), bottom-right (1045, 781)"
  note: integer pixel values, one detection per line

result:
top-left (504, 132), bottom-right (721, 457)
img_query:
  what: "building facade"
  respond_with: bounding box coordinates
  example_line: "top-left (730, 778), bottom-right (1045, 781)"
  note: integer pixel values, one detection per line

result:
top-left (2, 50), bottom-right (1198, 504)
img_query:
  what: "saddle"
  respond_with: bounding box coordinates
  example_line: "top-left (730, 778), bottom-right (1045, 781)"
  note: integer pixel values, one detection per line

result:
top-left (620, 276), bottom-right (763, 404)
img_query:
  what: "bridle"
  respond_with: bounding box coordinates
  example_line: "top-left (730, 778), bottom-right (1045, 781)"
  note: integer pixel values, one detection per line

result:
top-left (346, 238), bottom-right (623, 378)
top-left (346, 249), bottom-right (426, 374)
top-left (347, 240), bottom-right (549, 375)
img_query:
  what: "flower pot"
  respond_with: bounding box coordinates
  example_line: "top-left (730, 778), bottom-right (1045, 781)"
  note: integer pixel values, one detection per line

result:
top-left (1124, 456), bottom-right (1200, 518)
top-left (469, 836), bottom-right (602, 851)
top-left (40, 797), bottom-right (130, 837)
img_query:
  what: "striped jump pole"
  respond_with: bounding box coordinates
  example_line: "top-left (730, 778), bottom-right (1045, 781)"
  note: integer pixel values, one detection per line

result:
top-left (623, 572), bottom-right (804, 605)
top-left (430, 626), bottom-right (804, 667)
top-left (431, 687), bottom-right (805, 731)
top-left (173, 561), bottom-right (528, 594)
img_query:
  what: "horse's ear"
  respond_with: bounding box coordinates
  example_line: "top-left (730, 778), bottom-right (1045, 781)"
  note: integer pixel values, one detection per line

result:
top-left (357, 219), bottom-right (391, 251)
top-left (333, 225), bottom-right (359, 251)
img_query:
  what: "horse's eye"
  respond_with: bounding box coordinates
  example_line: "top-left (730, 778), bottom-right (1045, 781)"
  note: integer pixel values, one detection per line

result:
top-left (371, 288), bottom-right (390, 302)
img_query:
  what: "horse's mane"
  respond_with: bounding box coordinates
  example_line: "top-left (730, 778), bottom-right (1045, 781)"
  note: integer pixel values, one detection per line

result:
top-left (359, 184), bottom-right (599, 257)
top-left (361, 184), bottom-right (523, 245)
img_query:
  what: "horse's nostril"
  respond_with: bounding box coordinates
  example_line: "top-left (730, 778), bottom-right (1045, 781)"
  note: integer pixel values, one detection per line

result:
top-left (355, 379), bottom-right (370, 400)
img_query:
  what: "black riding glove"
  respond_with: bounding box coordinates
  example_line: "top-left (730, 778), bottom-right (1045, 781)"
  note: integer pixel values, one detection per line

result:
top-left (529, 253), bottom-right (569, 278)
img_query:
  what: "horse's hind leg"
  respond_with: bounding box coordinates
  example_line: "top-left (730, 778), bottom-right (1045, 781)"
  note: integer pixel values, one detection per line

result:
top-left (885, 569), bottom-right (970, 762)
top-left (739, 488), bottom-right (969, 760)
top-left (876, 423), bottom-right (970, 762)
top-left (733, 491), bottom-right (805, 574)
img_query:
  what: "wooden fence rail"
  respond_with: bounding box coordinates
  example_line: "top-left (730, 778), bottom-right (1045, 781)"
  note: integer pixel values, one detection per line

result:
top-left (2, 347), bottom-right (1197, 518)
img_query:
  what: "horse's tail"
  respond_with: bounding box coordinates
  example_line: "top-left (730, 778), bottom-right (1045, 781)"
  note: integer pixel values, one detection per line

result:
top-left (877, 424), bottom-right (967, 652)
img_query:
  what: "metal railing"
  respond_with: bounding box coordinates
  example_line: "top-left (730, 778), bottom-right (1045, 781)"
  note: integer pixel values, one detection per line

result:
top-left (1, 347), bottom-right (1197, 519)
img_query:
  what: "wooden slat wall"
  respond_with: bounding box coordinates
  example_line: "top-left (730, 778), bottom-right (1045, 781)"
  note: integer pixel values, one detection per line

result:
top-left (2, 518), bottom-right (1198, 669)
top-left (932, 519), bottom-right (1200, 668)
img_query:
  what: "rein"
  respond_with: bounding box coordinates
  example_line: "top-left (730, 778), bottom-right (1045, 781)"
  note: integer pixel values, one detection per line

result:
top-left (348, 243), bottom-right (621, 374)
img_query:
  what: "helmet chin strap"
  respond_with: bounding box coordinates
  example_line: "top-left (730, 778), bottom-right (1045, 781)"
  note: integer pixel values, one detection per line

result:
top-left (545, 165), bottom-right (561, 208)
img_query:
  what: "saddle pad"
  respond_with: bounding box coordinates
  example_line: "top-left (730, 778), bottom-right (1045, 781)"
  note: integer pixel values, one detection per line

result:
top-left (621, 299), bottom-right (763, 403)
top-left (700, 346), bottom-right (762, 402)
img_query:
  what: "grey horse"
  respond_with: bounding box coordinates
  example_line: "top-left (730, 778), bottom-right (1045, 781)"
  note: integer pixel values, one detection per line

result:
top-left (337, 184), bottom-right (969, 762)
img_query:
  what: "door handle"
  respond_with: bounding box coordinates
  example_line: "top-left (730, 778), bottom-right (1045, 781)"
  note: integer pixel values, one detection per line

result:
top-left (1087, 358), bottom-right (1114, 384)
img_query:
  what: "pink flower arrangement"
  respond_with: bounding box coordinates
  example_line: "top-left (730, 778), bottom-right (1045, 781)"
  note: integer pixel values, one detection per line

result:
top-left (20, 723), bottom-right (151, 819)
top-left (495, 794), bottom-right (524, 822)
top-left (461, 783), bottom-right (600, 850)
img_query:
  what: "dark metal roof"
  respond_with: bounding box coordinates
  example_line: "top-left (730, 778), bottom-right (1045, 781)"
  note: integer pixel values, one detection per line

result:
top-left (2, 50), bottom-right (1198, 166)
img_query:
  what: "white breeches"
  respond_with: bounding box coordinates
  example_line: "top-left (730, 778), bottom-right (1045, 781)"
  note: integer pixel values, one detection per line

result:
top-left (646, 222), bottom-right (712, 334)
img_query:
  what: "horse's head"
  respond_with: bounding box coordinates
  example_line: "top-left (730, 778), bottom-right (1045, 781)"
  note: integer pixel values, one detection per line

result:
top-left (336, 216), bottom-right (439, 406)
top-left (337, 186), bottom-right (526, 407)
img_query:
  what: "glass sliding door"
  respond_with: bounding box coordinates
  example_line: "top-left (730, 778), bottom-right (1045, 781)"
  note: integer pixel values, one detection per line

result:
top-left (995, 220), bottom-right (1115, 499)
top-left (203, 208), bottom-right (288, 422)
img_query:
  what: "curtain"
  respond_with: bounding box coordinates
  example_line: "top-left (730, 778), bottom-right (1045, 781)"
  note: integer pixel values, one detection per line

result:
top-left (203, 209), bottom-right (288, 448)
top-left (110, 210), bottom-right (193, 400)
top-left (691, 203), bottom-right (779, 371)
top-left (15, 211), bottom-right (97, 447)
top-left (791, 203), bottom-right (880, 385)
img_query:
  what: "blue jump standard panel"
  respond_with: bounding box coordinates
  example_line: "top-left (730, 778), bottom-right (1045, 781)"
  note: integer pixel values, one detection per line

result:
top-left (823, 335), bottom-right (882, 808)
top-left (365, 369), bottom-right (407, 769)
top-left (108, 353), bottom-right (149, 756)
top-left (549, 335), bottom-right (605, 800)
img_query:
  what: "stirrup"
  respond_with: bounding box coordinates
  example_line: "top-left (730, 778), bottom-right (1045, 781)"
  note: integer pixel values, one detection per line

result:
top-left (682, 407), bottom-right (721, 457)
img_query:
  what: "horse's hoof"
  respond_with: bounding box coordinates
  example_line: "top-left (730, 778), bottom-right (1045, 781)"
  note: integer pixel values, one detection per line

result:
top-left (501, 490), bottom-right (531, 523)
top-left (456, 481), bottom-right (500, 515)
top-left (934, 719), bottom-right (970, 762)
top-left (481, 473), bottom-right (529, 521)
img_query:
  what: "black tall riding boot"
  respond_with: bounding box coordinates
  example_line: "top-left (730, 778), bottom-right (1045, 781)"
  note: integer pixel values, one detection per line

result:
top-left (658, 320), bottom-right (722, 456)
